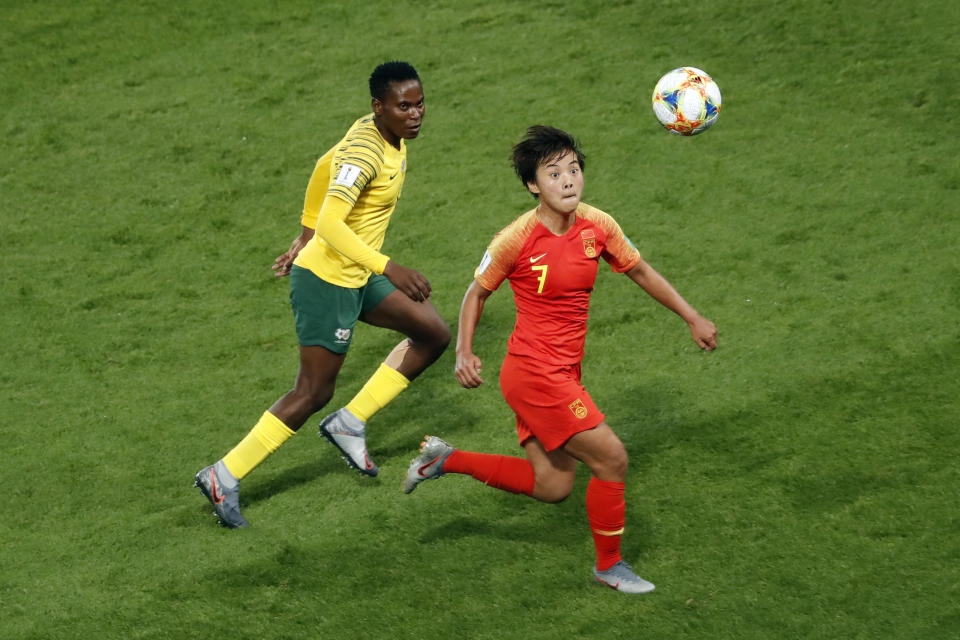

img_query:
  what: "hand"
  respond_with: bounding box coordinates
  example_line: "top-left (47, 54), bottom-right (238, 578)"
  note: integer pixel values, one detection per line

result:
top-left (383, 260), bottom-right (432, 302)
top-left (455, 351), bottom-right (484, 388)
top-left (272, 233), bottom-right (312, 278)
top-left (689, 315), bottom-right (718, 351)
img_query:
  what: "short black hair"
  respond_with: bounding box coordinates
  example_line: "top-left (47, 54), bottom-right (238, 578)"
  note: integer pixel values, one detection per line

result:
top-left (511, 126), bottom-right (586, 198)
top-left (369, 61), bottom-right (420, 102)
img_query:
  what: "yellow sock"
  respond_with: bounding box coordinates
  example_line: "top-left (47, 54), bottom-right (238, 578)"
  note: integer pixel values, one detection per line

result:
top-left (344, 363), bottom-right (411, 422)
top-left (221, 411), bottom-right (295, 480)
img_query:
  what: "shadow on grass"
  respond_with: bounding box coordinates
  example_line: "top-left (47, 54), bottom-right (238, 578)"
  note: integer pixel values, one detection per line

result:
top-left (418, 515), bottom-right (522, 543)
top-left (242, 459), bottom-right (344, 505)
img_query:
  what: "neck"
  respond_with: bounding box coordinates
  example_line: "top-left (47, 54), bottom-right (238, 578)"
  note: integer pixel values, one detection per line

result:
top-left (536, 204), bottom-right (576, 236)
top-left (373, 116), bottom-right (401, 150)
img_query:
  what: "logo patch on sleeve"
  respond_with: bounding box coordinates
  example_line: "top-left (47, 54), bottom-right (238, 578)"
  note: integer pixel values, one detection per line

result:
top-left (334, 163), bottom-right (362, 187)
top-left (476, 250), bottom-right (492, 275)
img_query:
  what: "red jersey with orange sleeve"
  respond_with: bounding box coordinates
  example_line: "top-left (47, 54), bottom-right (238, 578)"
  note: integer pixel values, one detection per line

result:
top-left (474, 202), bottom-right (642, 366)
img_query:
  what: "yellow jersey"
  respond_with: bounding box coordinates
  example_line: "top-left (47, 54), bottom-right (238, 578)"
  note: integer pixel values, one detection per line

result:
top-left (294, 115), bottom-right (407, 288)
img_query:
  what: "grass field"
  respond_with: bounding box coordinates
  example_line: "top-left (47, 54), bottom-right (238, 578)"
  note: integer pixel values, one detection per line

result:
top-left (2, 0), bottom-right (958, 638)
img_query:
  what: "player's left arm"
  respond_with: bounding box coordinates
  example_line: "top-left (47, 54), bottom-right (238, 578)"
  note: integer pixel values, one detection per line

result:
top-left (625, 259), bottom-right (717, 351)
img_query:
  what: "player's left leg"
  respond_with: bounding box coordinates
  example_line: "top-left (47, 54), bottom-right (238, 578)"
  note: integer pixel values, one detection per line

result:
top-left (319, 284), bottom-right (450, 474)
top-left (564, 423), bottom-right (655, 594)
top-left (358, 288), bottom-right (450, 381)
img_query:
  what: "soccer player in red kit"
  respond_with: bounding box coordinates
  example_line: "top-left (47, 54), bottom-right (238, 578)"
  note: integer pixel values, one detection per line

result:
top-left (402, 126), bottom-right (717, 593)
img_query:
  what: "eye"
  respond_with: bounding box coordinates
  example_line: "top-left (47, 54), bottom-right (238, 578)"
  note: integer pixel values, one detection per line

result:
top-left (550, 172), bottom-right (559, 179)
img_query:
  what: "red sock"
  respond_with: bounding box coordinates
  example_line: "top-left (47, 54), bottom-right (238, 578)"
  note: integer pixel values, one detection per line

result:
top-left (586, 477), bottom-right (626, 571)
top-left (443, 450), bottom-right (535, 496)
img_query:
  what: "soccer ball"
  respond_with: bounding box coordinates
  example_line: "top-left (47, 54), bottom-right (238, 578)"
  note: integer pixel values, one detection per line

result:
top-left (651, 67), bottom-right (722, 136)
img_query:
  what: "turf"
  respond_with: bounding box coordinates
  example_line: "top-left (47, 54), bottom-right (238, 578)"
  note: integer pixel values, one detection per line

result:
top-left (2, 1), bottom-right (958, 638)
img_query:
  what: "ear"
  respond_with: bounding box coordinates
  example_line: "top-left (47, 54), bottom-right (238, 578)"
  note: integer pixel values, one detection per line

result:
top-left (526, 180), bottom-right (540, 196)
top-left (372, 97), bottom-right (383, 116)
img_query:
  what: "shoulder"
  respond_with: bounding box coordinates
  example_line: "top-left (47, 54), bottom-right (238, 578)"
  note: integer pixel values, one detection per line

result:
top-left (576, 202), bottom-right (621, 232)
top-left (488, 209), bottom-right (538, 255)
top-left (578, 203), bottom-right (642, 269)
top-left (474, 208), bottom-right (539, 288)
top-left (338, 115), bottom-right (387, 162)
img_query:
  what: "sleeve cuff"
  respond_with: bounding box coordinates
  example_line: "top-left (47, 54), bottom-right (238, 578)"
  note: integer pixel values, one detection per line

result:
top-left (372, 254), bottom-right (390, 275)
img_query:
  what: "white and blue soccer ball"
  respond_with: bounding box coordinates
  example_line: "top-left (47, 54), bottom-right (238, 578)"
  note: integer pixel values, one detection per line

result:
top-left (652, 67), bottom-right (722, 136)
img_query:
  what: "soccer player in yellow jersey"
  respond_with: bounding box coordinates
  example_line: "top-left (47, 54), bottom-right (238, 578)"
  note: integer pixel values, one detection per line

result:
top-left (195, 61), bottom-right (450, 528)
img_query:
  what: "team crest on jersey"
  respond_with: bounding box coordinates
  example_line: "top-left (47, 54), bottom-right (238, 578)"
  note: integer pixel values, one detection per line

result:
top-left (580, 229), bottom-right (597, 258)
top-left (569, 398), bottom-right (588, 419)
top-left (334, 328), bottom-right (352, 343)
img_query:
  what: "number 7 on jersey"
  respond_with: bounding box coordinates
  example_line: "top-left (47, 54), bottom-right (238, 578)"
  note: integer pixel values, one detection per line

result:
top-left (531, 264), bottom-right (548, 294)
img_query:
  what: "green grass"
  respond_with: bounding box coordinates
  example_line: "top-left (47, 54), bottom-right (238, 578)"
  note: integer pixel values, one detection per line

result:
top-left (2, 0), bottom-right (958, 638)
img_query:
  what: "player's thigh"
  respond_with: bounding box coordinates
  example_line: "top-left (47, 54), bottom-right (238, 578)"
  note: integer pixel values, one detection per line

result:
top-left (562, 421), bottom-right (628, 481)
top-left (360, 289), bottom-right (448, 343)
top-left (290, 265), bottom-right (362, 353)
top-left (523, 437), bottom-right (578, 502)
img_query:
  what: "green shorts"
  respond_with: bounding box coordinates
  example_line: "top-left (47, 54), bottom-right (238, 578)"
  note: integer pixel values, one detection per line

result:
top-left (289, 265), bottom-right (396, 353)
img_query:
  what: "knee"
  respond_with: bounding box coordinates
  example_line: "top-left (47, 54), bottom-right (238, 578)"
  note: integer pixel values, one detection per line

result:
top-left (292, 377), bottom-right (335, 412)
top-left (427, 318), bottom-right (451, 353)
top-left (412, 316), bottom-right (450, 358)
top-left (593, 442), bottom-right (629, 482)
top-left (610, 450), bottom-right (629, 480)
top-left (537, 487), bottom-right (572, 504)
top-left (533, 476), bottom-right (575, 504)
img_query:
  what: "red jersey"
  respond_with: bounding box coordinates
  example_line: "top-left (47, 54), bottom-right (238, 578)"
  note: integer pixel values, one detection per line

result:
top-left (474, 203), bottom-right (641, 365)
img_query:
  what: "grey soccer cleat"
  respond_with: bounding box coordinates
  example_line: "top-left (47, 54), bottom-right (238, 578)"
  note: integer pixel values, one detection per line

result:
top-left (593, 561), bottom-right (655, 594)
top-left (402, 435), bottom-right (455, 494)
top-left (194, 461), bottom-right (249, 528)
top-left (319, 408), bottom-right (378, 477)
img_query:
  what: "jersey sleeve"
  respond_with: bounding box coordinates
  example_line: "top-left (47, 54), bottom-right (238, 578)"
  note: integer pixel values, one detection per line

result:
top-left (591, 207), bottom-right (642, 273)
top-left (301, 148), bottom-right (334, 229)
top-left (314, 195), bottom-right (390, 274)
top-left (473, 212), bottom-right (535, 291)
top-left (327, 127), bottom-right (385, 206)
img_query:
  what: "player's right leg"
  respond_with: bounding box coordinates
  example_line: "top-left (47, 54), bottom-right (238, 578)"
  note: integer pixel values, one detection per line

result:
top-left (194, 344), bottom-right (345, 528)
top-left (401, 435), bottom-right (576, 500)
top-left (401, 435), bottom-right (456, 493)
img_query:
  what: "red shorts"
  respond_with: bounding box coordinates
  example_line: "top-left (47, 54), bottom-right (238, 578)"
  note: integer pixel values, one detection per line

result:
top-left (499, 352), bottom-right (605, 451)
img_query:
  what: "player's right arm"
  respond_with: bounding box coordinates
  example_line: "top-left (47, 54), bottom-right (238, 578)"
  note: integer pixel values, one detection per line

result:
top-left (455, 279), bottom-right (494, 388)
top-left (273, 226), bottom-right (315, 277)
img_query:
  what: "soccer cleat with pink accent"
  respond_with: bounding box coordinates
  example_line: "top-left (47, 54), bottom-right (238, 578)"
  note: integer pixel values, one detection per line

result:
top-left (194, 461), bottom-right (249, 528)
top-left (319, 408), bottom-right (378, 477)
top-left (593, 561), bottom-right (655, 594)
top-left (402, 436), bottom-right (454, 494)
